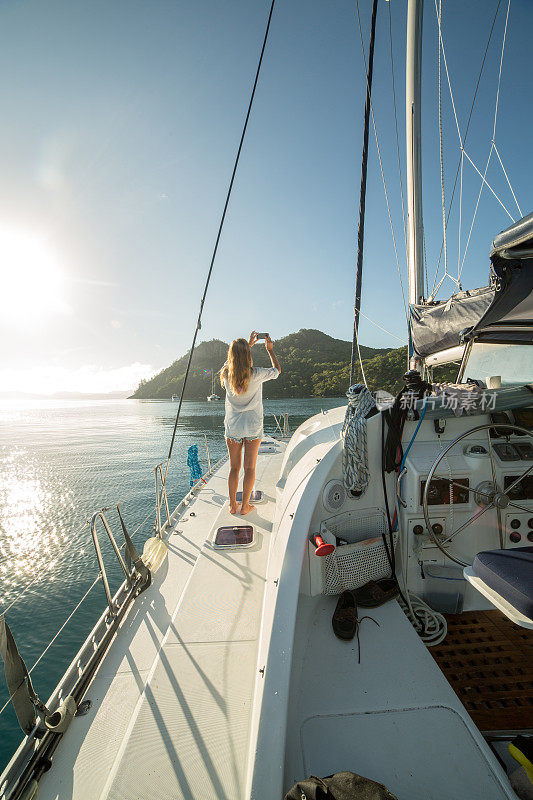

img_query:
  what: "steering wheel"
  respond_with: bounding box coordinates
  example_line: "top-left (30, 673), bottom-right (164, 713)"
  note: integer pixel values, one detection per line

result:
top-left (422, 422), bottom-right (533, 566)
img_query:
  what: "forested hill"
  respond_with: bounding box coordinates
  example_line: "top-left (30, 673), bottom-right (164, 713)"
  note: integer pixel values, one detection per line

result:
top-left (131, 328), bottom-right (446, 399)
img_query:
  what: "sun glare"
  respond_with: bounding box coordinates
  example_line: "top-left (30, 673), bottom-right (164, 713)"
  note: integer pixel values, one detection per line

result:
top-left (0, 229), bottom-right (68, 328)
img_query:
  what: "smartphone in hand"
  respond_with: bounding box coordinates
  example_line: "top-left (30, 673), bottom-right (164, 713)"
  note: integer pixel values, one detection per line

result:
top-left (255, 333), bottom-right (269, 340)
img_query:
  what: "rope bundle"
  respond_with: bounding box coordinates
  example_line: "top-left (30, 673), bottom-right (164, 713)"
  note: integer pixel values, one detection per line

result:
top-left (341, 386), bottom-right (376, 495)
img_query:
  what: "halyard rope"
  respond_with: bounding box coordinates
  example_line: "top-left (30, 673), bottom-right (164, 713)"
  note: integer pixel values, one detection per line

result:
top-left (354, 0), bottom-right (408, 325)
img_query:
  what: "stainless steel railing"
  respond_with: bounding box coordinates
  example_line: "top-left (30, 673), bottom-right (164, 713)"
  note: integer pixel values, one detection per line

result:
top-left (89, 510), bottom-right (133, 615)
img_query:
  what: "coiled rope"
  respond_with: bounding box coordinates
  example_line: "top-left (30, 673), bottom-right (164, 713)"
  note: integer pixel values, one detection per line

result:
top-left (341, 386), bottom-right (376, 495)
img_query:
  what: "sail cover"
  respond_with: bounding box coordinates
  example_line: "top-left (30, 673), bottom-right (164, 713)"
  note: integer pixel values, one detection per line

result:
top-left (411, 212), bottom-right (533, 356)
top-left (471, 213), bottom-right (533, 342)
top-left (410, 286), bottom-right (495, 358)
top-left (471, 260), bottom-right (533, 341)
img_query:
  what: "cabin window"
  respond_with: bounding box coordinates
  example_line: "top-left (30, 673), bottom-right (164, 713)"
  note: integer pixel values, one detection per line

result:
top-left (462, 342), bottom-right (533, 387)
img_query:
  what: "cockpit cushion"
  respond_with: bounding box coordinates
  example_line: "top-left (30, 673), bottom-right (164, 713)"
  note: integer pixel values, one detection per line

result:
top-left (472, 547), bottom-right (533, 619)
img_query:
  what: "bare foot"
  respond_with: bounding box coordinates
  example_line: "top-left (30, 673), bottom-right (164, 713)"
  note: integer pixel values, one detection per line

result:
top-left (240, 503), bottom-right (255, 515)
top-left (229, 502), bottom-right (241, 515)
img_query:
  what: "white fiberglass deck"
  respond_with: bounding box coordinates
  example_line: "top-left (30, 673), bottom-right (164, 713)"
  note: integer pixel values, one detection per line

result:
top-left (35, 440), bottom-right (285, 800)
top-left (283, 596), bottom-right (516, 800)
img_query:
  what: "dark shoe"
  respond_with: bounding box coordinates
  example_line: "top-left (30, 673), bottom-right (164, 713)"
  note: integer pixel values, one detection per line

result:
top-left (332, 590), bottom-right (358, 640)
top-left (355, 579), bottom-right (399, 608)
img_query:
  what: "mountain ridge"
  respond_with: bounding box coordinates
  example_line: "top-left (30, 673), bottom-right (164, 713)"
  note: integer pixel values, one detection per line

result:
top-left (131, 328), bottom-right (456, 399)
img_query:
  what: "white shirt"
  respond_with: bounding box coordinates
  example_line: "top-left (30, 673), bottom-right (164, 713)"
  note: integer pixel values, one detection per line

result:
top-left (223, 366), bottom-right (280, 440)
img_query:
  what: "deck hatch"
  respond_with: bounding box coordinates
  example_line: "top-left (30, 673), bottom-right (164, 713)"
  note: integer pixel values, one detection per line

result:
top-left (214, 525), bottom-right (254, 548)
top-left (236, 490), bottom-right (263, 503)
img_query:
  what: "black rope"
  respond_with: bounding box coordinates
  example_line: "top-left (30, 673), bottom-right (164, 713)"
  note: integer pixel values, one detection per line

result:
top-left (165, 0), bottom-right (276, 472)
top-left (350, 0), bottom-right (379, 387)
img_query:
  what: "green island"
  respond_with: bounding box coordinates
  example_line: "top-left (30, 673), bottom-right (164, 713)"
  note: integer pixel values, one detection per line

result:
top-left (131, 329), bottom-right (456, 400)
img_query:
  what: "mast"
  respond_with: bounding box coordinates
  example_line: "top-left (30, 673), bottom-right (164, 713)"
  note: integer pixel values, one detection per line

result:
top-left (349, 0), bottom-right (379, 387)
top-left (406, 0), bottom-right (424, 368)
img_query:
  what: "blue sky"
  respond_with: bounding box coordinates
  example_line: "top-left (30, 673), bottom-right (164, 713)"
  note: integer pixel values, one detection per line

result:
top-left (0, 0), bottom-right (530, 393)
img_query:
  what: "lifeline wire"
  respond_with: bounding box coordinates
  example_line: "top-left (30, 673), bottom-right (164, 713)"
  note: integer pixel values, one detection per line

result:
top-left (164, 0), bottom-right (276, 482)
top-left (0, 454), bottom-right (230, 720)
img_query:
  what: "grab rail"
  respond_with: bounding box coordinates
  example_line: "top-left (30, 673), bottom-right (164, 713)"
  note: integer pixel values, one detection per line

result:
top-left (272, 413), bottom-right (290, 438)
top-left (90, 510), bottom-right (132, 615)
top-left (154, 463), bottom-right (171, 538)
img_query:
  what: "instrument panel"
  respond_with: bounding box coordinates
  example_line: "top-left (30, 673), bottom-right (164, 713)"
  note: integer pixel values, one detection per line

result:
top-left (419, 478), bottom-right (470, 506)
top-left (493, 442), bottom-right (533, 461)
top-left (503, 474), bottom-right (533, 501)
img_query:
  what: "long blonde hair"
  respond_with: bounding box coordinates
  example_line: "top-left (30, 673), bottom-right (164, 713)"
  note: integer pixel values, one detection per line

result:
top-left (221, 338), bottom-right (253, 394)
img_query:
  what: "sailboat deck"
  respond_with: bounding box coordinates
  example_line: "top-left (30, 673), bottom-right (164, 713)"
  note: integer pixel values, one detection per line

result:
top-left (282, 594), bottom-right (517, 800)
top-left (33, 439), bottom-right (286, 800)
top-left (430, 610), bottom-right (533, 732)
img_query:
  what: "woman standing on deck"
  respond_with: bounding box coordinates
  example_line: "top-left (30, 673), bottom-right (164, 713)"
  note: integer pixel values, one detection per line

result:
top-left (221, 332), bottom-right (281, 515)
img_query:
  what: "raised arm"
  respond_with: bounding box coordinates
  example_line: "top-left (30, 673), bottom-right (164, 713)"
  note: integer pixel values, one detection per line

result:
top-left (265, 334), bottom-right (281, 374)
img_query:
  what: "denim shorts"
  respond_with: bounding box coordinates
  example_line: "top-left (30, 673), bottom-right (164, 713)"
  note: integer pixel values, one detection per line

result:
top-left (226, 435), bottom-right (262, 444)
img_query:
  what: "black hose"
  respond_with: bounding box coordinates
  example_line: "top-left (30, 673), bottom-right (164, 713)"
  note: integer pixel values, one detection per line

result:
top-left (381, 411), bottom-right (409, 607)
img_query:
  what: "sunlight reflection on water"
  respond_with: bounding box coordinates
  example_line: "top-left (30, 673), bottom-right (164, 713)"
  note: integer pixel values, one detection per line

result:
top-left (0, 452), bottom-right (74, 592)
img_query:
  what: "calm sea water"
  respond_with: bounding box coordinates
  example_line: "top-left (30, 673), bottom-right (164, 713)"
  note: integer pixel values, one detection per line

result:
top-left (0, 396), bottom-right (344, 771)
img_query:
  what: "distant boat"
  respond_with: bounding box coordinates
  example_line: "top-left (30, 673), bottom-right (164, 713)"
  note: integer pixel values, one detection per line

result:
top-left (171, 394), bottom-right (178, 401)
top-left (207, 372), bottom-right (220, 402)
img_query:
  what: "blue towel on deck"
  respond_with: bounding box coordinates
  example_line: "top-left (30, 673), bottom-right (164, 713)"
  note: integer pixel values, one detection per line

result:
top-left (187, 444), bottom-right (202, 486)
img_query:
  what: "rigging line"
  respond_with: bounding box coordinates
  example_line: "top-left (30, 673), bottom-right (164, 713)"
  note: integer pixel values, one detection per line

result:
top-left (430, 269), bottom-right (460, 302)
top-left (0, 463), bottom-right (208, 716)
top-left (432, 0), bottom-right (503, 283)
top-left (458, 0), bottom-right (514, 278)
top-left (0, 475), bottom-right (168, 616)
top-left (163, 0), bottom-right (276, 481)
top-left (436, 0), bottom-right (448, 292)
top-left (354, 0), bottom-right (408, 324)
top-left (354, 308), bottom-right (407, 344)
top-left (459, 142), bottom-right (509, 277)
top-left (493, 142), bottom-right (522, 217)
top-left (457, 148), bottom-right (464, 277)
top-left (433, 0), bottom-right (462, 149)
top-left (463, 147), bottom-right (514, 219)
top-left (0, 575), bottom-right (103, 719)
top-left (350, 0), bottom-right (378, 389)
top-left (388, 0), bottom-right (408, 263)
top-left (0, 574), bottom-right (43, 618)
top-left (0, 450), bottom-right (224, 720)
top-left (492, 0), bottom-right (511, 142)
top-left (355, 326), bottom-right (368, 389)
top-left (0, 580), bottom-right (102, 721)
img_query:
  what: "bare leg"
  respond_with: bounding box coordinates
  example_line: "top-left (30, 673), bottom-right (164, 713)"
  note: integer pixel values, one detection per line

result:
top-left (226, 438), bottom-right (243, 514)
top-left (241, 438), bottom-right (261, 515)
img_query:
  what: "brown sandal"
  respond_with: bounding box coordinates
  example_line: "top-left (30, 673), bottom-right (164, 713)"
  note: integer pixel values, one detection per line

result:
top-left (332, 590), bottom-right (358, 640)
top-left (354, 579), bottom-right (399, 608)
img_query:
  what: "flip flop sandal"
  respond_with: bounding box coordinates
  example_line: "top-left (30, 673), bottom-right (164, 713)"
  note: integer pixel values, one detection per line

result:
top-left (332, 590), bottom-right (358, 640)
top-left (354, 579), bottom-right (399, 608)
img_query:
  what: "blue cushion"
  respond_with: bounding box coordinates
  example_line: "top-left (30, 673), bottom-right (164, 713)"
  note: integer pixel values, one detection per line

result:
top-left (472, 547), bottom-right (533, 619)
